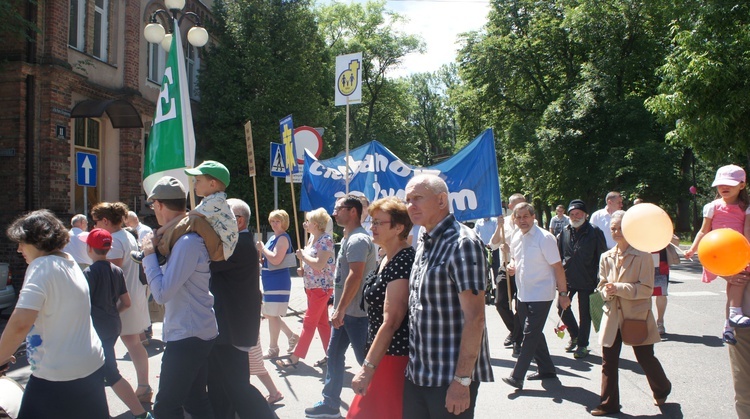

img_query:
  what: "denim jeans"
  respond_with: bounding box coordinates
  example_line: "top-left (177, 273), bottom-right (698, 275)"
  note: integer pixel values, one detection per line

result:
top-left (154, 336), bottom-right (216, 419)
top-left (322, 314), bottom-right (368, 408)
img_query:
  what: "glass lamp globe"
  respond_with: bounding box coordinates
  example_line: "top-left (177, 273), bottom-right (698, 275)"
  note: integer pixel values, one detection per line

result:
top-left (144, 22), bottom-right (166, 44)
top-left (164, 0), bottom-right (185, 11)
top-left (161, 33), bottom-right (173, 52)
top-left (187, 26), bottom-right (209, 47)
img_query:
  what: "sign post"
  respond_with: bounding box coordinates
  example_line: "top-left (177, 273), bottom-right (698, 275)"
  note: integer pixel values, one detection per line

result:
top-left (244, 121), bottom-right (261, 236)
top-left (76, 151), bottom-right (98, 212)
top-left (335, 52), bottom-right (363, 194)
top-left (279, 115), bottom-right (301, 249)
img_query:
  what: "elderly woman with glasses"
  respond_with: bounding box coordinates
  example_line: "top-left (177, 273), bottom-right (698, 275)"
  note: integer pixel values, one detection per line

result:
top-left (591, 210), bottom-right (671, 416)
top-left (0, 210), bottom-right (107, 418)
top-left (277, 208), bottom-right (336, 370)
top-left (348, 197), bottom-right (415, 419)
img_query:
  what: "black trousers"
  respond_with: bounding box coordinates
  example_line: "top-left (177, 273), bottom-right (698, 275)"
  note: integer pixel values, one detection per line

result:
top-left (512, 300), bottom-right (556, 380)
top-left (207, 343), bottom-right (275, 419)
top-left (560, 288), bottom-right (593, 348)
top-left (403, 378), bottom-right (480, 419)
top-left (495, 270), bottom-right (522, 344)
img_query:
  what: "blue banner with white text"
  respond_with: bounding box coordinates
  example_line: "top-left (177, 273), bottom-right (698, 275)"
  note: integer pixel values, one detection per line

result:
top-left (300, 129), bottom-right (502, 221)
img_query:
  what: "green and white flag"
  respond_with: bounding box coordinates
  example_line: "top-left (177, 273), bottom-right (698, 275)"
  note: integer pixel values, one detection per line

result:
top-left (143, 18), bottom-right (195, 196)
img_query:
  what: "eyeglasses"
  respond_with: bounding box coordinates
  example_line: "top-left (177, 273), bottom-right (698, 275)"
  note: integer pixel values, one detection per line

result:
top-left (334, 206), bottom-right (353, 211)
top-left (371, 220), bottom-right (392, 227)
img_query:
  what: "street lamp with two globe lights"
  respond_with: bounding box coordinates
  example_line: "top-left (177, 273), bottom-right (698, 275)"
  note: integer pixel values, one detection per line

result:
top-left (143, 0), bottom-right (209, 52)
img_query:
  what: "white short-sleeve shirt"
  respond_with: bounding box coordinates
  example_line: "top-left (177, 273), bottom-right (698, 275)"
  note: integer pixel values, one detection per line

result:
top-left (16, 254), bottom-right (104, 381)
top-left (511, 225), bottom-right (561, 302)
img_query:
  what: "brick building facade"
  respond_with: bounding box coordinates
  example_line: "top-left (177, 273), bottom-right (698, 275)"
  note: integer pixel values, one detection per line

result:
top-left (0, 0), bottom-right (213, 289)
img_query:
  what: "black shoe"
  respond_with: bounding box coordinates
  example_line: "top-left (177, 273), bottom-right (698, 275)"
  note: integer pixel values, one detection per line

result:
top-left (130, 250), bottom-right (145, 264)
top-left (512, 342), bottom-right (521, 358)
top-left (502, 376), bottom-right (524, 390)
top-left (130, 250), bottom-right (167, 265)
top-left (528, 372), bottom-right (557, 381)
top-left (503, 333), bottom-right (513, 347)
top-left (565, 337), bottom-right (578, 352)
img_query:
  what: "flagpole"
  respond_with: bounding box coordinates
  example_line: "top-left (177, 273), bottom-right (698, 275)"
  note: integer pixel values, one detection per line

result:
top-left (253, 176), bottom-right (261, 235)
top-left (290, 180), bottom-right (301, 252)
top-left (244, 120), bottom-right (261, 237)
top-left (345, 97), bottom-right (350, 194)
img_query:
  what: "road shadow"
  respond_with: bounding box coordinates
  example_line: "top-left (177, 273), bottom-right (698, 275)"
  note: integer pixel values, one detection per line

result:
top-left (660, 333), bottom-right (724, 347)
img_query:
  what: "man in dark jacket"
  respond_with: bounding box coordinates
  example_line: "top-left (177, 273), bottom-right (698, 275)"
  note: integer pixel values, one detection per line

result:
top-left (206, 198), bottom-right (273, 419)
top-left (557, 199), bottom-right (608, 359)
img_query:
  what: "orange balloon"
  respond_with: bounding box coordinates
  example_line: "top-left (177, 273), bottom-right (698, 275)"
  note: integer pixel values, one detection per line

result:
top-left (697, 228), bottom-right (750, 276)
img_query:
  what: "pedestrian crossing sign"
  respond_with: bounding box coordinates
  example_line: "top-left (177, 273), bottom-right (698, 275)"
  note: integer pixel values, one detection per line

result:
top-left (270, 143), bottom-right (287, 177)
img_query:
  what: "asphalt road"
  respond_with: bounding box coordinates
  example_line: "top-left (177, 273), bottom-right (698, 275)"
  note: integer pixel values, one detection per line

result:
top-left (1, 257), bottom-right (738, 418)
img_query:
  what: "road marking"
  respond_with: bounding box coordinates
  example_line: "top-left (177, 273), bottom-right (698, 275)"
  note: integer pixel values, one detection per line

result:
top-left (669, 291), bottom-right (719, 297)
top-left (669, 272), bottom-right (702, 281)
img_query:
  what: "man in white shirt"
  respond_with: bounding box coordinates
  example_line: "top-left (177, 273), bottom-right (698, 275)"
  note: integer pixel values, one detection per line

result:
top-left (503, 203), bottom-right (570, 390)
top-left (590, 191), bottom-right (623, 249)
top-left (125, 211), bottom-right (153, 243)
top-left (63, 214), bottom-right (92, 268)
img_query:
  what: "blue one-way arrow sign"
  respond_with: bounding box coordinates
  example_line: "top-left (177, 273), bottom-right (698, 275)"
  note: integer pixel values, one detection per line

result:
top-left (76, 151), bottom-right (98, 187)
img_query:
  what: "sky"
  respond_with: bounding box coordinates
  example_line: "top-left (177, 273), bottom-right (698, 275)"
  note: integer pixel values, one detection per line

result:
top-left (326, 0), bottom-right (492, 77)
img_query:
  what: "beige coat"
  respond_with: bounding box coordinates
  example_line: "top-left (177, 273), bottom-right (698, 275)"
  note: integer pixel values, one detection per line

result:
top-left (597, 245), bottom-right (661, 348)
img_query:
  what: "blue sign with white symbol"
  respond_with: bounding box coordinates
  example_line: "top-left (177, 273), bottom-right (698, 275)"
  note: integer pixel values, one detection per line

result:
top-left (76, 151), bottom-right (98, 187)
top-left (270, 143), bottom-right (287, 178)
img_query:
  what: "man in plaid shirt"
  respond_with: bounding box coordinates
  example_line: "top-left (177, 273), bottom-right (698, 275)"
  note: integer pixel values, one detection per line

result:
top-left (403, 174), bottom-right (494, 418)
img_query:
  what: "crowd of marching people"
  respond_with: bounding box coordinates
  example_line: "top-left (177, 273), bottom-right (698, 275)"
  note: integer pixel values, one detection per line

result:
top-left (1, 162), bottom-right (750, 418)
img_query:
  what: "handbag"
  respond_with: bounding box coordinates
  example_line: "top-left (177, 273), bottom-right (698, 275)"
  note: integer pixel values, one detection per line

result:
top-left (267, 253), bottom-right (297, 271)
top-left (665, 243), bottom-right (681, 266)
top-left (620, 318), bottom-right (648, 345)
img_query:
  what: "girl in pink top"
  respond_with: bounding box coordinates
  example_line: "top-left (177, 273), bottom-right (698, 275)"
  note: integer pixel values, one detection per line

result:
top-left (685, 165), bottom-right (750, 344)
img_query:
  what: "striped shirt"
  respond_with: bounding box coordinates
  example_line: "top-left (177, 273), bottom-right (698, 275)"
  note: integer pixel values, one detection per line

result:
top-left (406, 214), bottom-right (494, 386)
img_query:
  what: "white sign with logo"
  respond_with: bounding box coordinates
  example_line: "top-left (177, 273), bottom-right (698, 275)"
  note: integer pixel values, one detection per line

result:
top-left (335, 52), bottom-right (363, 106)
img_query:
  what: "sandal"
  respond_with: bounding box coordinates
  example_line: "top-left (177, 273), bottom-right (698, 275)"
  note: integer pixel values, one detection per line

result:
top-left (313, 357), bottom-right (328, 367)
top-left (263, 346), bottom-right (280, 359)
top-left (724, 330), bottom-right (738, 345)
top-left (136, 384), bottom-right (154, 403)
top-left (287, 334), bottom-right (300, 354)
top-left (266, 391), bottom-right (284, 405)
top-left (274, 358), bottom-right (298, 369)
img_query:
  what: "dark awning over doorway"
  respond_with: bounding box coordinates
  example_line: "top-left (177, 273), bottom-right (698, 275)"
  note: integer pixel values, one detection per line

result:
top-left (70, 99), bottom-right (143, 128)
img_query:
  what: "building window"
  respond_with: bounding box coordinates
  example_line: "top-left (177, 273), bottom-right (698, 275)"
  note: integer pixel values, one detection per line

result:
top-left (69, 0), bottom-right (86, 50)
top-left (73, 118), bottom-right (101, 214)
top-left (186, 44), bottom-right (200, 99)
top-left (93, 0), bottom-right (108, 61)
top-left (148, 42), bottom-right (166, 83)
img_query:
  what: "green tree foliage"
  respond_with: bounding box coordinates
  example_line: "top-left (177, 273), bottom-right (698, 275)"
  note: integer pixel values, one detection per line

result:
top-left (645, 1), bottom-right (750, 165)
top-left (316, 0), bottom-right (424, 154)
top-left (197, 0), bottom-right (329, 236)
top-left (0, 0), bottom-right (39, 43)
top-left (457, 0), bottom-right (685, 221)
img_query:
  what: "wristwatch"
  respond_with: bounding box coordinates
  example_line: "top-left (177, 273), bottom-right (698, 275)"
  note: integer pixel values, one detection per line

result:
top-left (559, 291), bottom-right (569, 297)
top-left (363, 359), bottom-right (377, 370)
top-left (453, 375), bottom-right (471, 387)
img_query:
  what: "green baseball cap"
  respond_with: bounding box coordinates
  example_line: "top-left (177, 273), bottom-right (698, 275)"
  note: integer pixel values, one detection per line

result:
top-left (185, 160), bottom-right (230, 187)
